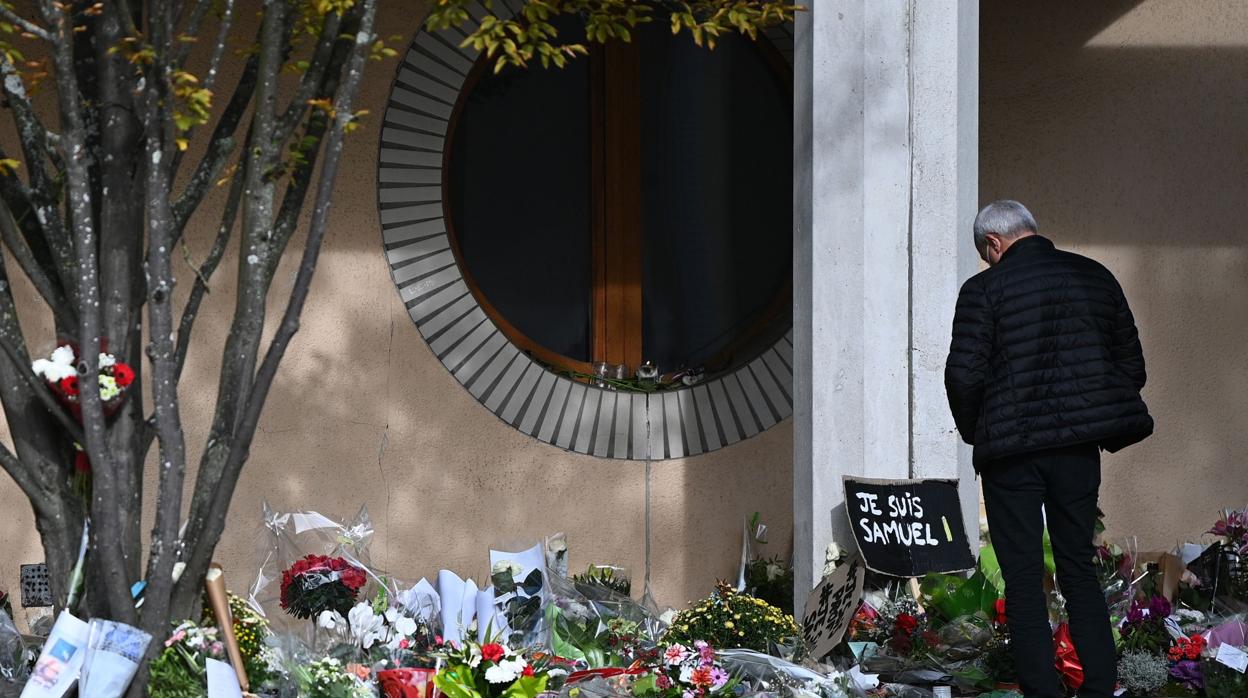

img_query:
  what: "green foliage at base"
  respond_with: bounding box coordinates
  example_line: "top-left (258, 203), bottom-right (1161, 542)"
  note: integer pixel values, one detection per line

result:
top-left (147, 645), bottom-right (207, 698)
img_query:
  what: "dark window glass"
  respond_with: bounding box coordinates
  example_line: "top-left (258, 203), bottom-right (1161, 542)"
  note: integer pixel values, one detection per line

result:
top-left (639, 27), bottom-right (792, 372)
top-left (447, 23), bottom-right (791, 375)
top-left (448, 33), bottom-right (593, 361)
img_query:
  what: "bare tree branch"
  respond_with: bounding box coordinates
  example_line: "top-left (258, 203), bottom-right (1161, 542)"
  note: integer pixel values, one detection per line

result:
top-left (0, 438), bottom-right (42, 504)
top-left (0, 201), bottom-right (72, 326)
top-left (273, 10), bottom-right (341, 143)
top-left (169, 51), bottom-right (258, 234)
top-left (198, 0), bottom-right (234, 93)
top-left (138, 0), bottom-right (191, 639)
top-left (178, 0), bottom-right (378, 605)
top-left (0, 332), bottom-right (85, 444)
top-left (37, 0), bottom-right (137, 623)
top-left (0, 58), bottom-right (78, 303)
top-left (175, 160), bottom-right (243, 380)
top-left (0, 4), bottom-right (52, 42)
top-left (0, 56), bottom-right (63, 150)
top-left (176, 0), bottom-right (295, 615)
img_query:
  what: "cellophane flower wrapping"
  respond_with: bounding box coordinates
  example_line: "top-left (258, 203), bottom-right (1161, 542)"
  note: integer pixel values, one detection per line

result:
top-left (715, 648), bottom-right (852, 698)
top-left (0, 611), bottom-right (29, 696)
top-left (248, 502), bottom-right (384, 653)
top-left (544, 568), bottom-right (664, 671)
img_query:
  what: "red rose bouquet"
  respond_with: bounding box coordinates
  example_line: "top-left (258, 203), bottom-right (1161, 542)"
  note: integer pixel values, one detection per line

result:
top-left (279, 554), bottom-right (367, 620)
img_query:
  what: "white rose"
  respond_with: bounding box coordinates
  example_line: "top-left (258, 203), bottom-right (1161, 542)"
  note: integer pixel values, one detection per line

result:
top-left (492, 560), bottom-right (523, 578)
top-left (50, 345), bottom-right (75, 365)
top-left (98, 352), bottom-right (116, 368)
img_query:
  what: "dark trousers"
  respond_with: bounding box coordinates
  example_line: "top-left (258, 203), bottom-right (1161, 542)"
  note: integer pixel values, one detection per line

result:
top-left (981, 444), bottom-right (1116, 698)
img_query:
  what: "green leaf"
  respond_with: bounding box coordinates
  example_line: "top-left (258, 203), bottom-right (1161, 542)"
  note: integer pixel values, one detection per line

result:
top-left (546, 604), bottom-right (586, 663)
top-left (434, 665), bottom-right (486, 698)
top-left (1042, 528), bottom-right (1056, 575)
top-left (631, 673), bottom-right (657, 696)
top-left (520, 568), bottom-right (543, 596)
top-left (502, 675), bottom-right (549, 698)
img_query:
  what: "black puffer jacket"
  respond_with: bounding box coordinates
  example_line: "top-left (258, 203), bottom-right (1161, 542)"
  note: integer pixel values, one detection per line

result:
top-left (945, 235), bottom-right (1153, 468)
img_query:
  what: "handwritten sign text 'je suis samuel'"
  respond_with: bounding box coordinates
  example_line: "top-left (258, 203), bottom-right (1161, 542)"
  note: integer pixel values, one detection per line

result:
top-left (842, 476), bottom-right (976, 577)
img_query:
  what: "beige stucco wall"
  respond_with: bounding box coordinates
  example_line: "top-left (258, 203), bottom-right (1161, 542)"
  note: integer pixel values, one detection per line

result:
top-left (981, 0), bottom-right (1248, 547)
top-left (0, 1), bottom-right (794, 618)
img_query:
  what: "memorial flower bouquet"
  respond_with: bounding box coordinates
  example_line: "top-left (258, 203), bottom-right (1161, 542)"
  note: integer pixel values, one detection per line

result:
top-left (1208, 507), bottom-right (1248, 555)
top-left (632, 641), bottom-right (738, 698)
top-left (662, 584), bottom-right (801, 655)
top-left (295, 656), bottom-right (373, 698)
top-left (432, 637), bottom-right (549, 698)
top-left (30, 343), bottom-right (135, 418)
top-left (316, 596), bottom-right (438, 667)
top-left (1118, 595), bottom-right (1172, 655)
top-left (280, 554), bottom-right (368, 620)
top-left (1166, 633), bottom-right (1207, 692)
top-left (146, 621), bottom-right (227, 698)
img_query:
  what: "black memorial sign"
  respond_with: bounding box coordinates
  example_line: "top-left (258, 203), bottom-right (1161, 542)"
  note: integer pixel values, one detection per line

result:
top-left (843, 476), bottom-right (975, 577)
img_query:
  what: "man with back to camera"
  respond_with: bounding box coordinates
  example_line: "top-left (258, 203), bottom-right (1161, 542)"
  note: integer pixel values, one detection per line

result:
top-left (944, 200), bottom-right (1153, 697)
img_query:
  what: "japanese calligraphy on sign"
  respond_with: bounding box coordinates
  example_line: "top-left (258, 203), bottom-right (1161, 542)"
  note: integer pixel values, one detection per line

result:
top-left (801, 553), bottom-right (865, 660)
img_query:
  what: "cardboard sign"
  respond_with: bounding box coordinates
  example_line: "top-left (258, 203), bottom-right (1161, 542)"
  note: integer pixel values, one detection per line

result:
top-left (843, 477), bottom-right (975, 577)
top-left (802, 553), bottom-right (866, 659)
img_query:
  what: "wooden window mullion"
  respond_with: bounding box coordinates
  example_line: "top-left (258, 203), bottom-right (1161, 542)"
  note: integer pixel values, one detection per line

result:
top-left (591, 39), bottom-right (644, 371)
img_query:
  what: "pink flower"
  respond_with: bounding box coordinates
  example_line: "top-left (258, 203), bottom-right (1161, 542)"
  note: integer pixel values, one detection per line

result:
top-left (709, 667), bottom-right (729, 690)
top-left (694, 640), bottom-right (715, 663)
top-left (164, 630), bottom-right (186, 648)
top-left (656, 675), bottom-right (672, 690)
top-left (210, 641), bottom-right (224, 656)
top-left (664, 644), bottom-right (689, 666)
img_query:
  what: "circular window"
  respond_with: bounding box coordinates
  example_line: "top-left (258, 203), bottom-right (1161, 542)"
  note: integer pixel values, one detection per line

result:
top-left (379, 10), bottom-right (796, 459)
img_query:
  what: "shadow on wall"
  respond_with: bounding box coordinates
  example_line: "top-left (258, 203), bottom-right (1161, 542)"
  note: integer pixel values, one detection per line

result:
top-left (980, 0), bottom-right (1248, 548)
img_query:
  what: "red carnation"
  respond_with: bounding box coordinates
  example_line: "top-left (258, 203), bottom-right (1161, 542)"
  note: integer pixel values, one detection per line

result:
top-left (481, 643), bottom-right (506, 663)
top-left (522, 665), bottom-right (535, 677)
top-left (994, 598), bottom-right (1007, 625)
top-left (894, 613), bottom-right (918, 634)
top-left (112, 362), bottom-right (134, 388)
top-left (59, 375), bottom-right (79, 396)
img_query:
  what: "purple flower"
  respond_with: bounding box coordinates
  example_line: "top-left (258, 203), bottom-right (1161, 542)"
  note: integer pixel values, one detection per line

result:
top-left (1148, 595), bottom-right (1172, 619)
top-left (1169, 659), bottom-right (1203, 690)
top-left (708, 667), bottom-right (729, 690)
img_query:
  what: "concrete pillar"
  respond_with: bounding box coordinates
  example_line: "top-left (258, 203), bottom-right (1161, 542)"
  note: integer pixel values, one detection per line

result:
top-left (793, 0), bottom-right (979, 607)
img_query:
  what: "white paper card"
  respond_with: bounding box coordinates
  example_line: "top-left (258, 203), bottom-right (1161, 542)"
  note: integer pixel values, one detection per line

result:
top-left (437, 570), bottom-right (479, 646)
top-left (21, 611), bottom-right (90, 698)
top-left (1215, 643), bottom-right (1248, 673)
top-left (476, 586), bottom-right (509, 642)
top-left (207, 658), bottom-right (245, 698)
